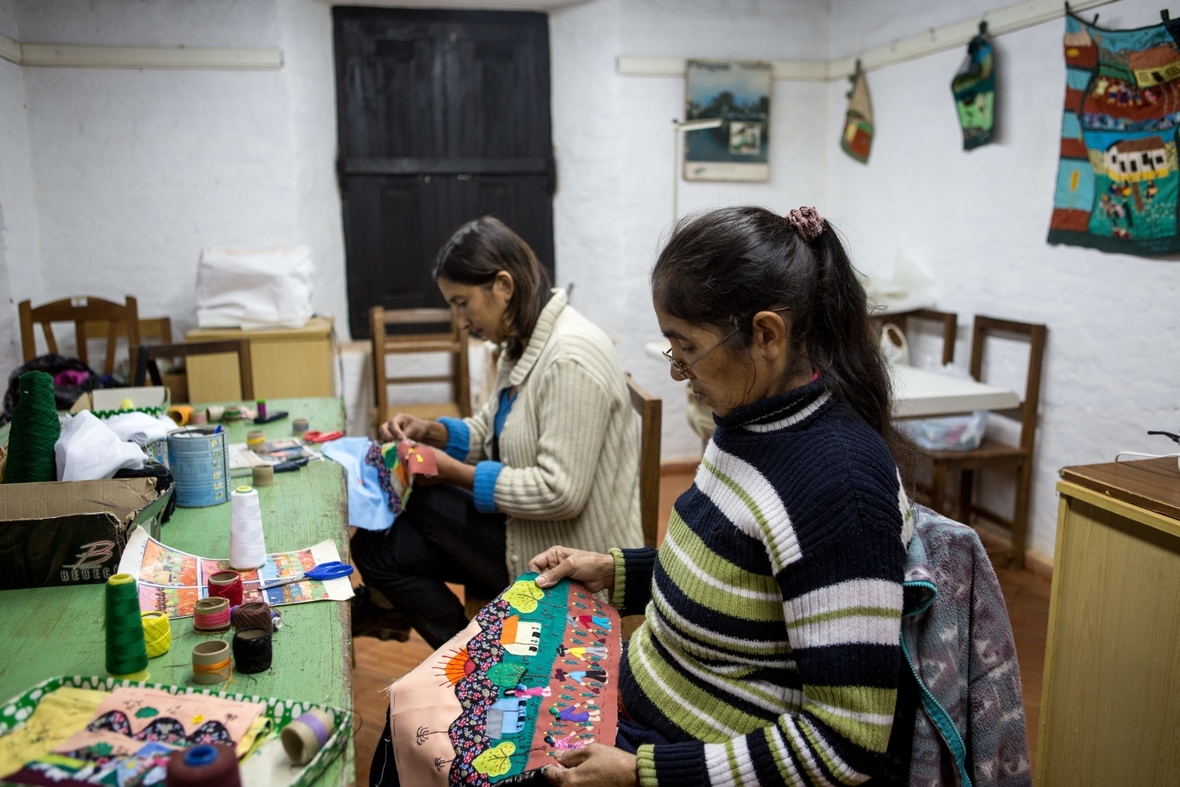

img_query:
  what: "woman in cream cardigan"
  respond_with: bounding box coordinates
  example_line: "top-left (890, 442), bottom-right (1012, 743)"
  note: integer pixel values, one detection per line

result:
top-left (352, 216), bottom-right (642, 649)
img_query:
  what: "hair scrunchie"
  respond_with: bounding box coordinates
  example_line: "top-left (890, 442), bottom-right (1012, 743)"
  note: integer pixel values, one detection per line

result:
top-left (786, 206), bottom-right (825, 243)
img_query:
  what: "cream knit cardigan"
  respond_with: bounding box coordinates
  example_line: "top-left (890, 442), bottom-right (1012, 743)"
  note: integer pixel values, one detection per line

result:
top-left (459, 290), bottom-right (643, 578)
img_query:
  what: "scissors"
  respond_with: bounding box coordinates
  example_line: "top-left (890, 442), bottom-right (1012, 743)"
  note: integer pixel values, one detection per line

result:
top-left (260, 561), bottom-right (354, 589)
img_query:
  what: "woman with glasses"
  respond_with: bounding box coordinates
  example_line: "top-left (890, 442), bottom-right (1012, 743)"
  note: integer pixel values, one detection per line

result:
top-left (532, 206), bottom-right (914, 787)
top-left (352, 216), bottom-right (643, 651)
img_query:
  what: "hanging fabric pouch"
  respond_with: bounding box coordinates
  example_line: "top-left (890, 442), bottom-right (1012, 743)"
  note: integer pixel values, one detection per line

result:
top-left (952, 22), bottom-right (996, 150)
top-left (841, 60), bottom-right (874, 163)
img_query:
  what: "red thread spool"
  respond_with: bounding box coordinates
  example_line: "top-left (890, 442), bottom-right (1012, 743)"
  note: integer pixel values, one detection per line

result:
top-left (193, 597), bottom-right (232, 633)
top-left (207, 571), bottom-right (243, 607)
top-left (166, 743), bottom-right (241, 787)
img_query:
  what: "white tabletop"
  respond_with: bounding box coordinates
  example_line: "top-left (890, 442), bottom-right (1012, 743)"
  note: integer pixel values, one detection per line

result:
top-left (643, 340), bottom-right (1020, 419)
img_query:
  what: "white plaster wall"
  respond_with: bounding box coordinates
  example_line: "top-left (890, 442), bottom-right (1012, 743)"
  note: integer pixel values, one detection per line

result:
top-left (826, 0), bottom-right (1180, 559)
top-left (551, 0), bottom-right (834, 460)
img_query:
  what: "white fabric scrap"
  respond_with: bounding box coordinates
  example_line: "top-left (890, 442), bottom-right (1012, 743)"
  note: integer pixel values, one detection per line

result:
top-left (103, 412), bottom-right (176, 446)
top-left (55, 411), bottom-right (146, 481)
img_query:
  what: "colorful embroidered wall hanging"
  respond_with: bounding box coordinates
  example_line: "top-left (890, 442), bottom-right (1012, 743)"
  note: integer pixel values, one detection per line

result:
top-left (1048, 12), bottom-right (1180, 255)
top-left (952, 23), bottom-right (996, 150)
top-left (841, 60), bottom-right (874, 163)
top-left (389, 573), bottom-right (620, 786)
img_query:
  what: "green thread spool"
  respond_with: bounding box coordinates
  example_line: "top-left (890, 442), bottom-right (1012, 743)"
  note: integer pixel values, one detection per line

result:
top-left (2, 371), bottom-right (60, 484)
top-left (105, 574), bottom-right (150, 681)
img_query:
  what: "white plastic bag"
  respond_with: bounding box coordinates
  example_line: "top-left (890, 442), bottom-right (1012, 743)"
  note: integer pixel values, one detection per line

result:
top-left (898, 364), bottom-right (989, 451)
top-left (195, 246), bottom-right (315, 330)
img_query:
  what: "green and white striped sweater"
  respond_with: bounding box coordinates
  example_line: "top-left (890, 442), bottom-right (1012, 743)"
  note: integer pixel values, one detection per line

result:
top-left (610, 380), bottom-right (913, 786)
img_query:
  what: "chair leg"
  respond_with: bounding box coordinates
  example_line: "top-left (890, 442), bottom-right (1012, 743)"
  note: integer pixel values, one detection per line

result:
top-left (930, 460), bottom-right (947, 516)
top-left (958, 469), bottom-right (974, 525)
top-left (1011, 458), bottom-right (1032, 570)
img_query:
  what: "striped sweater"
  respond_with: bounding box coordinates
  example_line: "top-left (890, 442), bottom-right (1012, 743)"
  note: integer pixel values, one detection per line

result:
top-left (610, 380), bottom-right (913, 787)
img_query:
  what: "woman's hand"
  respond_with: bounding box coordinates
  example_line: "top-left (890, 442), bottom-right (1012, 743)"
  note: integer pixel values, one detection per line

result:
top-left (378, 414), bottom-right (448, 447)
top-left (545, 745), bottom-right (638, 787)
top-left (529, 546), bottom-right (615, 594)
top-left (427, 447), bottom-right (475, 488)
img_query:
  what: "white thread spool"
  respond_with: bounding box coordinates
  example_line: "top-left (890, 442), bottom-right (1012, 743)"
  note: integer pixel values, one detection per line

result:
top-left (230, 485), bottom-right (267, 570)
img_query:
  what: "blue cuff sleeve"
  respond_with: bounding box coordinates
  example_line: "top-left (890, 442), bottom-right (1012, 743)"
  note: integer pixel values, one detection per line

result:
top-left (472, 461), bottom-right (504, 514)
top-left (437, 417), bottom-right (470, 461)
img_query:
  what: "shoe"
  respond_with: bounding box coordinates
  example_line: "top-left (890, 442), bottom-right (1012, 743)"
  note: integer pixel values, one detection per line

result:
top-left (351, 585), bottom-right (412, 642)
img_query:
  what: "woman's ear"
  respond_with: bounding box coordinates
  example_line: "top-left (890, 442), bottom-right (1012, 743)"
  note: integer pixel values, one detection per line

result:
top-left (750, 310), bottom-right (789, 361)
top-left (493, 270), bottom-right (515, 302)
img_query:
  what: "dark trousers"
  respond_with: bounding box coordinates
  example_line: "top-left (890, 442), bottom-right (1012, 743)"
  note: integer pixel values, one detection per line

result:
top-left (352, 483), bottom-right (509, 650)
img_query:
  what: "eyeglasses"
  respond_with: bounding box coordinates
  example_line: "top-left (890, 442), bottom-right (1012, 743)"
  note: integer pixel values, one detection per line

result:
top-left (662, 307), bottom-right (789, 378)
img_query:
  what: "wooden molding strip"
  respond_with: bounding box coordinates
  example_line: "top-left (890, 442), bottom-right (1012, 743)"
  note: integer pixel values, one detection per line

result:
top-left (618, 0), bottom-right (1115, 82)
top-left (0, 34), bottom-right (281, 70)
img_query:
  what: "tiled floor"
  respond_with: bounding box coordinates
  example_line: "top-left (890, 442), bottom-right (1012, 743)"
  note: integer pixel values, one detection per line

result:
top-left (350, 470), bottom-right (1051, 784)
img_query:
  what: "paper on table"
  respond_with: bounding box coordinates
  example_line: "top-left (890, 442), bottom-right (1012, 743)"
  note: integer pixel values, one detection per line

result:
top-left (118, 526), bottom-right (353, 618)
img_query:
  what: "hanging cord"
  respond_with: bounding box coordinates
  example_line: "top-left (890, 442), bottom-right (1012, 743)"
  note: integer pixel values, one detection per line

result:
top-left (1114, 430), bottom-right (1180, 462)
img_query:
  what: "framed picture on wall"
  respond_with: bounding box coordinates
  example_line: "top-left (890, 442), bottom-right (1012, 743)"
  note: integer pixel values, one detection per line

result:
top-left (684, 60), bottom-right (772, 182)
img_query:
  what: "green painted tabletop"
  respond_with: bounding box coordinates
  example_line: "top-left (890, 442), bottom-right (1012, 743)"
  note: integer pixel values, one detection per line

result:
top-left (0, 397), bottom-right (355, 786)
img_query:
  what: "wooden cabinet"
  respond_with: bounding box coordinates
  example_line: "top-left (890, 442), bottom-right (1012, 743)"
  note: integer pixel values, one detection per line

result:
top-left (1037, 458), bottom-right (1180, 786)
top-left (185, 318), bottom-right (335, 403)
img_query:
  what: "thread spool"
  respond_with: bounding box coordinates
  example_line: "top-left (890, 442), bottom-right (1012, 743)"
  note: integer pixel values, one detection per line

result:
top-left (230, 486), bottom-right (267, 570)
top-left (141, 610), bottom-right (172, 659)
top-left (168, 428), bottom-right (230, 508)
top-left (167, 405), bottom-right (194, 426)
top-left (281, 709), bottom-right (336, 765)
top-left (231, 601), bottom-right (275, 633)
top-left (252, 465), bottom-right (274, 488)
top-left (207, 405), bottom-right (226, 422)
top-left (292, 418), bottom-right (310, 436)
top-left (256, 400), bottom-right (267, 420)
top-left (246, 430), bottom-right (267, 453)
top-left (207, 571), bottom-right (244, 607)
top-left (189, 409), bottom-right (208, 426)
top-left (105, 574), bottom-right (149, 681)
top-left (191, 641), bottom-right (233, 686)
top-left (3, 370), bottom-right (60, 484)
top-left (222, 407), bottom-right (244, 422)
top-left (232, 628), bottom-right (272, 674)
top-left (166, 743), bottom-right (241, 787)
top-left (193, 597), bottom-right (232, 633)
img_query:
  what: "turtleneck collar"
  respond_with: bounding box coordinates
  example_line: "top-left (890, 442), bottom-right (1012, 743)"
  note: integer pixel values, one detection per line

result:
top-left (712, 378), bottom-right (832, 433)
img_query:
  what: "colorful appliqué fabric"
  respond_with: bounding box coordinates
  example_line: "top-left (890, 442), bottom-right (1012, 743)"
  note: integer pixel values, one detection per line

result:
top-left (952, 27), bottom-right (995, 150)
top-left (1048, 12), bottom-right (1180, 255)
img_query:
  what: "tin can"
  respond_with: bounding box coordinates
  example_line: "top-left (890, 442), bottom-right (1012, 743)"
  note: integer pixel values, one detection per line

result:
top-left (167, 428), bottom-right (230, 507)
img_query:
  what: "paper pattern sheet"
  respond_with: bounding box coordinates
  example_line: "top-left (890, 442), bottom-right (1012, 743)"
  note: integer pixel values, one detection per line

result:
top-left (118, 526), bottom-right (353, 618)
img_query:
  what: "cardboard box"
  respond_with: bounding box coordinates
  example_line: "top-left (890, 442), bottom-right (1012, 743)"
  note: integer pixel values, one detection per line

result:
top-left (0, 478), bottom-right (172, 590)
top-left (70, 386), bottom-right (170, 417)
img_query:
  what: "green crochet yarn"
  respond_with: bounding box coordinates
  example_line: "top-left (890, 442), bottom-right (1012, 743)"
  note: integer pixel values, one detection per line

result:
top-left (3, 371), bottom-right (60, 483)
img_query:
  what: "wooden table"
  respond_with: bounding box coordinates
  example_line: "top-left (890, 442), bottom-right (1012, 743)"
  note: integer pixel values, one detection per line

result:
top-left (1037, 457), bottom-right (1180, 786)
top-left (642, 340), bottom-right (1020, 418)
top-left (0, 397), bottom-right (353, 786)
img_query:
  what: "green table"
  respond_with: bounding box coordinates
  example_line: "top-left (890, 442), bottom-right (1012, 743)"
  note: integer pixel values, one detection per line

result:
top-left (0, 397), bottom-right (354, 786)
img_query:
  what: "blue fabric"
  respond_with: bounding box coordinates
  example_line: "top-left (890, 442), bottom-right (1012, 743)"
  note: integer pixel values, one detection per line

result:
top-left (472, 460), bottom-right (504, 514)
top-left (494, 387), bottom-right (518, 438)
top-left (438, 416), bottom-right (470, 461)
top-left (322, 437), bottom-right (395, 531)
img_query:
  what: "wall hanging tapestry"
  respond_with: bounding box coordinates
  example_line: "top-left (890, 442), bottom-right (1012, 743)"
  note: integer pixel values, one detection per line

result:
top-left (1048, 12), bottom-right (1180, 255)
top-left (952, 22), bottom-right (996, 150)
top-left (389, 573), bottom-right (620, 786)
top-left (684, 60), bottom-right (772, 182)
top-left (841, 60), bottom-right (874, 163)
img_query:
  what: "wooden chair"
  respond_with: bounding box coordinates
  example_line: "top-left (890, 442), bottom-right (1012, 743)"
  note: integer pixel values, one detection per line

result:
top-left (914, 315), bottom-right (1047, 569)
top-left (462, 373), bottom-right (663, 619)
top-left (370, 306), bottom-right (471, 428)
top-left (134, 341), bottom-right (255, 400)
top-left (892, 308), bottom-right (958, 366)
top-left (18, 296), bottom-right (140, 375)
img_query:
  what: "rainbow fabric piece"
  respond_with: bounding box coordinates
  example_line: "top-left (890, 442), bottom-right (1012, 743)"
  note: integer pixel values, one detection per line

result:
top-left (1048, 12), bottom-right (1180, 255)
top-left (390, 573), bottom-right (620, 786)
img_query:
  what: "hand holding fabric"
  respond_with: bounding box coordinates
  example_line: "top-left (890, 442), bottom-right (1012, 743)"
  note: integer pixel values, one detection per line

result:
top-left (530, 546), bottom-right (615, 593)
top-left (545, 745), bottom-right (638, 787)
top-left (379, 414), bottom-right (448, 446)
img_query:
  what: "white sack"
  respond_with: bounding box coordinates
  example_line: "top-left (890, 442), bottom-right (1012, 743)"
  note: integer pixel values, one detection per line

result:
top-left (103, 412), bottom-right (177, 446)
top-left (195, 245), bottom-right (315, 330)
top-left (56, 411), bottom-right (146, 481)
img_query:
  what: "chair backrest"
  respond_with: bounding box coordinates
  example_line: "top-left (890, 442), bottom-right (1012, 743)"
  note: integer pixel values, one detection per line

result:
top-left (83, 317), bottom-right (172, 346)
top-left (135, 340), bottom-right (254, 400)
top-left (896, 308), bottom-right (958, 366)
top-left (626, 375), bottom-right (662, 548)
top-left (370, 306), bottom-right (472, 421)
top-left (968, 315), bottom-right (1047, 452)
top-left (18, 296), bottom-right (140, 375)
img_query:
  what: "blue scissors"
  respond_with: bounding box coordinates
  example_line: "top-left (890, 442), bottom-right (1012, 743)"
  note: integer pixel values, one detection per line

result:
top-left (261, 561), bottom-right (353, 589)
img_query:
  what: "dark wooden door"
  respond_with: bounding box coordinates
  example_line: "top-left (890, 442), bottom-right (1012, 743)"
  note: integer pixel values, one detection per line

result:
top-left (334, 8), bottom-right (555, 339)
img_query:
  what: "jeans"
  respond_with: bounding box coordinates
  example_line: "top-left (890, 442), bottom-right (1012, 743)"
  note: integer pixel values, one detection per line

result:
top-left (351, 483), bottom-right (509, 649)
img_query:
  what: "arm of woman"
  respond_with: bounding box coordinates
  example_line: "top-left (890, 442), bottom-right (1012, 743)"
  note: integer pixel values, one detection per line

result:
top-left (628, 519), bottom-right (907, 787)
top-left (437, 392), bottom-right (496, 463)
top-left (484, 359), bottom-right (614, 520)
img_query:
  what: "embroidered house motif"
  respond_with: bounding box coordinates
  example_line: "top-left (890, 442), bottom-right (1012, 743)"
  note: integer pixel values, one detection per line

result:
top-left (389, 574), bottom-right (621, 786)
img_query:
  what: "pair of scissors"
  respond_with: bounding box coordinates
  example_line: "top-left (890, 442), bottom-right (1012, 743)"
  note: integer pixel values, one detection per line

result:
top-left (260, 561), bottom-right (354, 589)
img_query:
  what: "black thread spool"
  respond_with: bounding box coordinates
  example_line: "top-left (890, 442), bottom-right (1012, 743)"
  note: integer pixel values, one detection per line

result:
top-left (232, 627), bottom-right (272, 674)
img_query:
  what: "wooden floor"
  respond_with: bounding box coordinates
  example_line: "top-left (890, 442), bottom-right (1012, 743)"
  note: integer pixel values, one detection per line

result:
top-left (351, 470), bottom-right (1051, 784)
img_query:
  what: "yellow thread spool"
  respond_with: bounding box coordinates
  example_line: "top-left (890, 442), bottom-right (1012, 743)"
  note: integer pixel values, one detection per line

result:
top-left (141, 610), bottom-right (172, 658)
top-left (246, 430), bottom-right (266, 453)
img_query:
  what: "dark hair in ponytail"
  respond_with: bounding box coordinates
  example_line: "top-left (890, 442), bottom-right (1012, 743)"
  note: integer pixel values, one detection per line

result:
top-left (433, 216), bottom-right (551, 362)
top-left (652, 206), bottom-right (910, 469)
